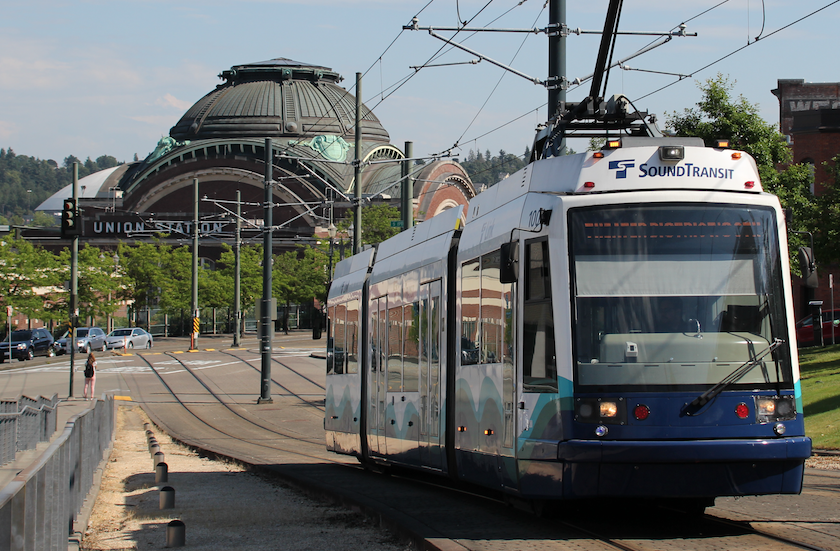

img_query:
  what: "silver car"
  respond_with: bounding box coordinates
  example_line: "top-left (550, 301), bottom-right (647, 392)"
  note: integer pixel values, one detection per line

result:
top-left (56, 327), bottom-right (107, 354)
top-left (106, 328), bottom-right (153, 350)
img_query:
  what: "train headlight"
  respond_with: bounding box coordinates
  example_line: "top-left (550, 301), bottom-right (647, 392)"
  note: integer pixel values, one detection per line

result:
top-left (600, 401), bottom-right (618, 418)
top-left (757, 399), bottom-right (776, 416)
top-left (575, 397), bottom-right (626, 425)
top-left (755, 396), bottom-right (797, 424)
top-left (659, 145), bottom-right (684, 162)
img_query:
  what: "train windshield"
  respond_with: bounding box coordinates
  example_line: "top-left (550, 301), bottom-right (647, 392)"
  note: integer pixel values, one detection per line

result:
top-left (569, 203), bottom-right (792, 392)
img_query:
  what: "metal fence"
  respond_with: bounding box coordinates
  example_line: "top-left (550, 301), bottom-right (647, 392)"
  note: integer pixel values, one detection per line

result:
top-left (0, 395), bottom-right (59, 466)
top-left (132, 303), bottom-right (321, 337)
top-left (0, 395), bottom-right (115, 551)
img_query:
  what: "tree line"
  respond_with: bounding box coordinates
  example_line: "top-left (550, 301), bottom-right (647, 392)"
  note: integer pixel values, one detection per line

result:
top-left (0, 149), bottom-right (123, 225)
top-left (666, 74), bottom-right (838, 271)
top-left (0, 203), bottom-right (402, 335)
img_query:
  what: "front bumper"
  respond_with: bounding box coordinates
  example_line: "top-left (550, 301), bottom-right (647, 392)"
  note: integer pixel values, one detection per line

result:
top-left (517, 437), bottom-right (811, 499)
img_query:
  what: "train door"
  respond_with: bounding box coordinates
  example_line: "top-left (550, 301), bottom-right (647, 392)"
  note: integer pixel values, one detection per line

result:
top-left (419, 280), bottom-right (443, 469)
top-left (368, 301), bottom-right (380, 456)
top-left (498, 281), bottom-right (517, 489)
top-left (370, 296), bottom-right (388, 455)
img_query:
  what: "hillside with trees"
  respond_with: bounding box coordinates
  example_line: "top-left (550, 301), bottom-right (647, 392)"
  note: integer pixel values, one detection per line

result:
top-left (0, 148), bottom-right (122, 224)
top-left (459, 148), bottom-right (530, 189)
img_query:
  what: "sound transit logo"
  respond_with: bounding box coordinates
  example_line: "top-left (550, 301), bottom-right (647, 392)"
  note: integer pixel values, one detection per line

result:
top-left (608, 160), bottom-right (635, 178)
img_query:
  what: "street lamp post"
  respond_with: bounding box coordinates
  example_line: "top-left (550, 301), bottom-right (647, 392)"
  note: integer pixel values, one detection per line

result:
top-left (327, 223), bottom-right (336, 280)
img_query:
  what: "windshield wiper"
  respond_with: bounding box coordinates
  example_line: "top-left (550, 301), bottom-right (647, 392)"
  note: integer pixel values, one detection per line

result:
top-left (682, 338), bottom-right (784, 416)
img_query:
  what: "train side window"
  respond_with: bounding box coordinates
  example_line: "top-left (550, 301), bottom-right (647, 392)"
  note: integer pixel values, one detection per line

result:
top-left (334, 303), bottom-right (346, 375)
top-left (347, 299), bottom-right (359, 374)
top-left (481, 251), bottom-right (503, 364)
top-left (461, 258), bottom-right (480, 365)
top-left (388, 303), bottom-right (403, 391)
top-left (526, 239), bottom-right (551, 301)
top-left (523, 238), bottom-right (557, 392)
top-left (404, 301), bottom-right (419, 392)
top-left (327, 306), bottom-right (336, 375)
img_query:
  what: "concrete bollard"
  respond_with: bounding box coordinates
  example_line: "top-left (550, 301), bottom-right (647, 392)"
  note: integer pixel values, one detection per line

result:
top-left (150, 444), bottom-right (160, 458)
top-left (166, 520), bottom-right (186, 547)
top-left (160, 486), bottom-right (175, 509)
top-left (153, 451), bottom-right (165, 469)
top-left (156, 462), bottom-right (169, 484)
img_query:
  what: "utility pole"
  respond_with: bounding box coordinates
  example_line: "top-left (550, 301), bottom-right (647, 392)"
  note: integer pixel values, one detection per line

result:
top-left (233, 189), bottom-right (242, 348)
top-left (548, 0), bottom-right (566, 153)
top-left (191, 178), bottom-right (199, 351)
top-left (259, 138), bottom-right (273, 404)
top-left (353, 72), bottom-right (362, 254)
top-left (68, 162), bottom-right (79, 398)
top-left (401, 141), bottom-right (413, 231)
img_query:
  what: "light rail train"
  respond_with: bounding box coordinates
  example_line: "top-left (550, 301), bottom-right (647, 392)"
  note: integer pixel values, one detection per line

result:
top-left (325, 135), bottom-right (811, 508)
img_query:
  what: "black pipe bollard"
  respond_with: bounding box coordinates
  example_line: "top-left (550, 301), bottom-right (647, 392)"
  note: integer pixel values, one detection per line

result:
top-left (156, 462), bottom-right (169, 484)
top-left (153, 451), bottom-right (165, 469)
top-left (166, 520), bottom-right (185, 547)
top-left (160, 486), bottom-right (175, 509)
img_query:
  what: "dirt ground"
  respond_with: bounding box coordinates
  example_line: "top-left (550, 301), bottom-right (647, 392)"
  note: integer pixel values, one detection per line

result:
top-left (81, 404), bottom-right (413, 551)
top-left (81, 403), bottom-right (838, 550)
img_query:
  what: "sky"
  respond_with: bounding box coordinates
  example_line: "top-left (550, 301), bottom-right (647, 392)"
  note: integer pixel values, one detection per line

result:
top-left (2, 0), bottom-right (839, 165)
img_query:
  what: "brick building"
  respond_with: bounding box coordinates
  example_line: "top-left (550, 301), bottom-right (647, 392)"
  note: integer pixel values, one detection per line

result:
top-left (772, 79), bottom-right (840, 318)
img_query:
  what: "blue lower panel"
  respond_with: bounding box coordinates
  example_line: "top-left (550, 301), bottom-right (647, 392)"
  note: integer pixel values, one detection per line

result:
top-left (518, 437), bottom-right (810, 499)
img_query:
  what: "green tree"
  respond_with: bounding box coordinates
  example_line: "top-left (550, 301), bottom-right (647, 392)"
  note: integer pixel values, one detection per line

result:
top-left (0, 235), bottom-right (61, 330)
top-left (53, 245), bottom-right (124, 326)
top-left (273, 246), bottom-right (329, 332)
top-left (667, 74), bottom-right (816, 265)
top-left (338, 203), bottom-right (400, 248)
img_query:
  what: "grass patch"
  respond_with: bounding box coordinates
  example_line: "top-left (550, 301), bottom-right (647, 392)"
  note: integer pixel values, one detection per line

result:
top-left (798, 344), bottom-right (840, 449)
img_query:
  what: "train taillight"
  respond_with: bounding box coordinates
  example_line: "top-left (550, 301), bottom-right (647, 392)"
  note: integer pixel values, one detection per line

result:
top-left (633, 404), bottom-right (650, 420)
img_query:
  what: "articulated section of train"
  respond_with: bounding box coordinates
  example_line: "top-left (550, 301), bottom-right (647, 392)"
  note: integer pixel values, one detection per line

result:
top-left (325, 136), bottom-right (811, 505)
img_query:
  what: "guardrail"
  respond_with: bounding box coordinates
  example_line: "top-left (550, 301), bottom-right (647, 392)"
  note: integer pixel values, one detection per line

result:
top-left (0, 395), bottom-right (115, 551)
top-left (0, 394), bottom-right (59, 465)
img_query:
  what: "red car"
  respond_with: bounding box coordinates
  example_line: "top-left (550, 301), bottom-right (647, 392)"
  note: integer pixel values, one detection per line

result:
top-left (795, 309), bottom-right (840, 346)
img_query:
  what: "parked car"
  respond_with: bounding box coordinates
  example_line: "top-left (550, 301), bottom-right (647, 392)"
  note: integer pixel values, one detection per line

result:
top-left (795, 309), bottom-right (840, 345)
top-left (0, 328), bottom-right (56, 362)
top-left (55, 327), bottom-right (107, 354)
top-left (106, 328), bottom-right (153, 350)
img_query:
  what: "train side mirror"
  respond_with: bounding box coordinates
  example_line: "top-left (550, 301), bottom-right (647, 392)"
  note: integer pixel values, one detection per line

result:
top-left (500, 241), bottom-right (518, 283)
top-left (798, 246), bottom-right (819, 288)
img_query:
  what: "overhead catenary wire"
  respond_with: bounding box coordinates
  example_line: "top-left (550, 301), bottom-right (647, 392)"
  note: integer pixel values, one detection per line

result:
top-left (633, 0), bottom-right (840, 104)
top-left (452, 0), bottom-right (836, 159)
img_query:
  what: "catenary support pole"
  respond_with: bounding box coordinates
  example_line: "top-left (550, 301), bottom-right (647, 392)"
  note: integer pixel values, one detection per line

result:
top-left (353, 72), bottom-right (362, 255)
top-left (69, 162), bottom-right (79, 397)
top-left (233, 189), bottom-right (242, 347)
top-left (401, 141), bottom-right (413, 231)
top-left (259, 138), bottom-right (273, 403)
top-left (548, 0), bottom-right (567, 154)
top-left (191, 178), bottom-right (199, 350)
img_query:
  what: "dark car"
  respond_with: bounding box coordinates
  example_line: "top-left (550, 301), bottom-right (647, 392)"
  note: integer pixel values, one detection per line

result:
top-left (0, 328), bottom-right (56, 362)
top-left (795, 309), bottom-right (840, 346)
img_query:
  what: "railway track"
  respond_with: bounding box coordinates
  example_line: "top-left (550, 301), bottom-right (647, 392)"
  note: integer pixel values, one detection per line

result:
top-left (121, 350), bottom-right (340, 465)
top-left (116, 348), bottom-right (839, 551)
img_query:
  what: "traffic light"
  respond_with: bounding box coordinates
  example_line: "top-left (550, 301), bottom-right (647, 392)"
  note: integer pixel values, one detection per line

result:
top-left (61, 199), bottom-right (81, 237)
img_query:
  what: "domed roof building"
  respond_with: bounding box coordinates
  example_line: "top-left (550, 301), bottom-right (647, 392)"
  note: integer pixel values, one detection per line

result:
top-left (37, 58), bottom-right (476, 254)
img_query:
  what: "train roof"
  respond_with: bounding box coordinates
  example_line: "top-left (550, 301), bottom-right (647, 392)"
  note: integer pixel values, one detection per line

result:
top-left (465, 138), bottom-right (764, 224)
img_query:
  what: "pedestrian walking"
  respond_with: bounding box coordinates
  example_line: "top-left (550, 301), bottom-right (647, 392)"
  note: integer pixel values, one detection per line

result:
top-left (83, 352), bottom-right (97, 400)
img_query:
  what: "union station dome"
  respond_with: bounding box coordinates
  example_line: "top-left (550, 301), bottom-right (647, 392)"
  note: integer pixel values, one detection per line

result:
top-left (35, 58), bottom-right (476, 256)
top-left (169, 58), bottom-right (390, 144)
